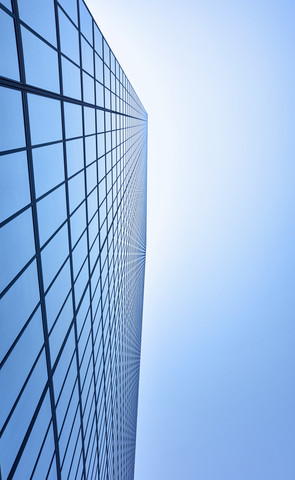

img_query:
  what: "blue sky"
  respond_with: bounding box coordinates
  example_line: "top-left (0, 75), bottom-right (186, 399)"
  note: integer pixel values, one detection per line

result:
top-left (87, 1), bottom-right (295, 478)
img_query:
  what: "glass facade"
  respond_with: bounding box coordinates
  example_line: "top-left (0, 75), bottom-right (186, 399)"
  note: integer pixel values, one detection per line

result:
top-left (0, 1), bottom-right (147, 479)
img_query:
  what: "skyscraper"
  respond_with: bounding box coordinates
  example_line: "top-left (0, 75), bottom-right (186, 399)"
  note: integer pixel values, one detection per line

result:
top-left (0, 1), bottom-right (147, 479)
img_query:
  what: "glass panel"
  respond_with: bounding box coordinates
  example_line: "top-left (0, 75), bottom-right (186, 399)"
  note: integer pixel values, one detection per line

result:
top-left (70, 201), bottom-right (86, 246)
top-left (0, 151), bottom-right (30, 223)
top-left (84, 106), bottom-right (95, 135)
top-left (74, 260), bottom-right (88, 305)
top-left (64, 102), bottom-right (82, 139)
top-left (52, 327), bottom-right (75, 399)
top-left (18, 0), bottom-right (57, 45)
top-left (49, 294), bottom-right (73, 365)
top-left (21, 26), bottom-right (59, 93)
top-left (94, 25), bottom-right (102, 57)
top-left (58, 0), bottom-right (78, 25)
top-left (0, 209), bottom-right (35, 292)
top-left (0, 9), bottom-right (19, 80)
top-left (0, 351), bottom-right (48, 480)
top-left (62, 56), bottom-right (81, 100)
top-left (95, 53), bottom-right (103, 83)
top-left (33, 142), bottom-right (64, 198)
top-left (85, 135), bottom-right (96, 166)
top-left (79, 0), bottom-right (92, 45)
top-left (41, 223), bottom-right (69, 291)
top-left (45, 259), bottom-right (71, 331)
top-left (87, 188), bottom-right (98, 220)
top-left (81, 36), bottom-right (93, 76)
top-left (103, 40), bottom-right (110, 66)
top-left (0, 308), bottom-right (43, 430)
top-left (37, 185), bottom-right (67, 246)
top-left (95, 81), bottom-right (104, 107)
top-left (0, 86), bottom-right (25, 152)
top-left (58, 7), bottom-right (80, 65)
top-left (0, 0), bottom-right (12, 10)
top-left (86, 163), bottom-right (97, 194)
top-left (66, 138), bottom-right (84, 177)
top-left (82, 71), bottom-right (94, 104)
top-left (68, 171), bottom-right (85, 213)
top-left (28, 93), bottom-right (62, 146)
top-left (72, 231), bottom-right (87, 279)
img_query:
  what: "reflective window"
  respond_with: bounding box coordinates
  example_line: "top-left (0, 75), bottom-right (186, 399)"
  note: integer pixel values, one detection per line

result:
top-left (0, 261), bottom-right (40, 362)
top-left (0, 151), bottom-right (30, 223)
top-left (79, 0), bottom-right (92, 45)
top-left (87, 188), bottom-right (98, 220)
top-left (81, 37), bottom-right (93, 76)
top-left (22, 26), bottom-right (59, 93)
top-left (64, 102), bottom-right (82, 139)
top-left (0, 209), bottom-right (35, 292)
top-left (58, 0), bottom-right (78, 25)
top-left (41, 223), bottom-right (69, 291)
top-left (18, 0), bottom-right (56, 45)
top-left (53, 327), bottom-right (75, 399)
top-left (103, 41), bottom-right (110, 66)
top-left (82, 71), bottom-right (94, 104)
top-left (33, 142), bottom-right (64, 198)
top-left (84, 106), bottom-right (95, 135)
top-left (85, 135), bottom-right (96, 166)
top-left (49, 294), bottom-right (73, 365)
top-left (37, 185), bottom-right (67, 246)
top-left (68, 171), bottom-right (85, 213)
top-left (86, 163), bottom-right (97, 194)
top-left (70, 201), bottom-right (86, 246)
top-left (66, 138), bottom-right (84, 177)
top-left (58, 8), bottom-right (80, 65)
top-left (62, 56), bottom-right (81, 100)
top-left (0, 9), bottom-right (19, 80)
top-left (0, 86), bottom-right (25, 151)
top-left (72, 231), bottom-right (87, 279)
top-left (0, 0), bottom-right (12, 9)
top-left (95, 53), bottom-right (103, 83)
top-left (96, 81), bottom-right (104, 107)
top-left (28, 93), bottom-right (62, 145)
top-left (45, 259), bottom-right (71, 330)
top-left (94, 25), bottom-right (102, 57)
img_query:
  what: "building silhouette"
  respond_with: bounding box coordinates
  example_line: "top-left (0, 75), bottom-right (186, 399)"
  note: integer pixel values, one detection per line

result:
top-left (0, 1), bottom-right (147, 479)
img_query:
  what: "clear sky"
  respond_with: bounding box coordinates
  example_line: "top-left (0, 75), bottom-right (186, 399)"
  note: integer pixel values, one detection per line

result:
top-left (87, 1), bottom-right (295, 478)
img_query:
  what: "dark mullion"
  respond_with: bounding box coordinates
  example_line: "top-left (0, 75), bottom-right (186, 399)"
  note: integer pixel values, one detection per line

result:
top-left (7, 2), bottom-right (62, 479)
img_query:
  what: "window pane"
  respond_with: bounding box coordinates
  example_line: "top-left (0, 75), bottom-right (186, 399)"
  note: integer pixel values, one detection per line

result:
top-left (58, 0), bottom-right (78, 25)
top-left (28, 94), bottom-right (62, 145)
top-left (0, 261), bottom-right (40, 363)
top-left (41, 223), bottom-right (69, 292)
top-left (70, 201), bottom-right (86, 246)
top-left (94, 25), bottom-right (102, 57)
top-left (58, 8), bottom-right (80, 65)
top-left (62, 56), bottom-right (81, 100)
top-left (82, 71), bottom-right (94, 104)
top-left (64, 102), bottom-right (82, 139)
top-left (84, 106), bottom-right (95, 135)
top-left (49, 294), bottom-right (73, 365)
top-left (85, 135), bottom-right (96, 166)
top-left (22, 27), bottom-right (60, 93)
top-left (66, 138), bottom-right (84, 177)
top-left (81, 37), bottom-right (93, 76)
top-left (0, 209), bottom-right (35, 292)
top-left (0, 9), bottom-right (19, 80)
top-left (33, 143), bottom-right (64, 198)
top-left (37, 185), bottom-right (67, 246)
top-left (18, 0), bottom-right (57, 46)
top-left (45, 259), bottom-right (71, 330)
top-left (0, 151), bottom-right (30, 223)
top-left (0, 86), bottom-right (25, 151)
top-left (79, 0), bottom-right (92, 45)
top-left (68, 171), bottom-right (85, 213)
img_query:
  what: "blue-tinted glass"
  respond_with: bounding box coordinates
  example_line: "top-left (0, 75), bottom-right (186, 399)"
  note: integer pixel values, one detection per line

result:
top-left (0, 86), bottom-right (25, 151)
top-left (72, 232), bottom-right (87, 279)
top-left (66, 138), bottom-right (84, 177)
top-left (12, 393), bottom-right (53, 480)
top-left (58, 0), bottom-right (78, 25)
top-left (98, 180), bottom-right (106, 204)
top-left (85, 135), bottom-right (96, 166)
top-left (0, 351), bottom-right (47, 480)
top-left (96, 81), bottom-right (104, 107)
top-left (94, 25), bottom-right (102, 57)
top-left (64, 102), bottom-right (82, 139)
top-left (53, 327), bottom-right (75, 398)
top-left (81, 37), bottom-right (93, 76)
top-left (0, 261), bottom-right (39, 363)
top-left (0, 209), bottom-right (35, 292)
top-left (104, 66), bottom-right (110, 90)
top-left (86, 163), bottom-right (97, 194)
top-left (0, 9), bottom-right (19, 80)
top-left (88, 212), bottom-right (98, 246)
top-left (41, 223), bottom-right (69, 291)
top-left (95, 53), bottom-right (103, 83)
top-left (82, 71), bottom-right (94, 104)
top-left (74, 260), bottom-right (88, 305)
top-left (97, 135), bottom-right (105, 159)
top-left (57, 383), bottom-right (79, 458)
top-left (79, 0), bottom-right (92, 45)
top-left (98, 156), bottom-right (105, 180)
top-left (28, 93), bottom-right (62, 145)
top-left (61, 412), bottom-right (80, 478)
top-left (70, 201), bottom-right (86, 246)
top-left (96, 110), bottom-right (104, 132)
top-left (58, 8), bottom-right (79, 65)
top-left (0, 0), bottom-right (12, 9)
top-left (18, 0), bottom-right (56, 45)
top-left (104, 88), bottom-right (110, 110)
top-left (68, 171), bottom-right (85, 213)
top-left (37, 185), bottom-right (67, 246)
top-left (103, 40), bottom-right (110, 66)
top-left (62, 56), bottom-right (81, 100)
top-left (49, 294), bottom-right (73, 365)
top-left (0, 151), bottom-right (30, 223)
top-left (84, 106), bottom-right (95, 135)
top-left (33, 143), bottom-right (64, 198)
top-left (0, 308), bottom-right (43, 429)
top-left (87, 188), bottom-right (98, 220)
top-left (45, 260), bottom-right (71, 330)
top-left (22, 27), bottom-right (59, 93)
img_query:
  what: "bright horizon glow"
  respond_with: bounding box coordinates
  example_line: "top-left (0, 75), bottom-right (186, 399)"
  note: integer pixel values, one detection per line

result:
top-left (87, 1), bottom-right (295, 479)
